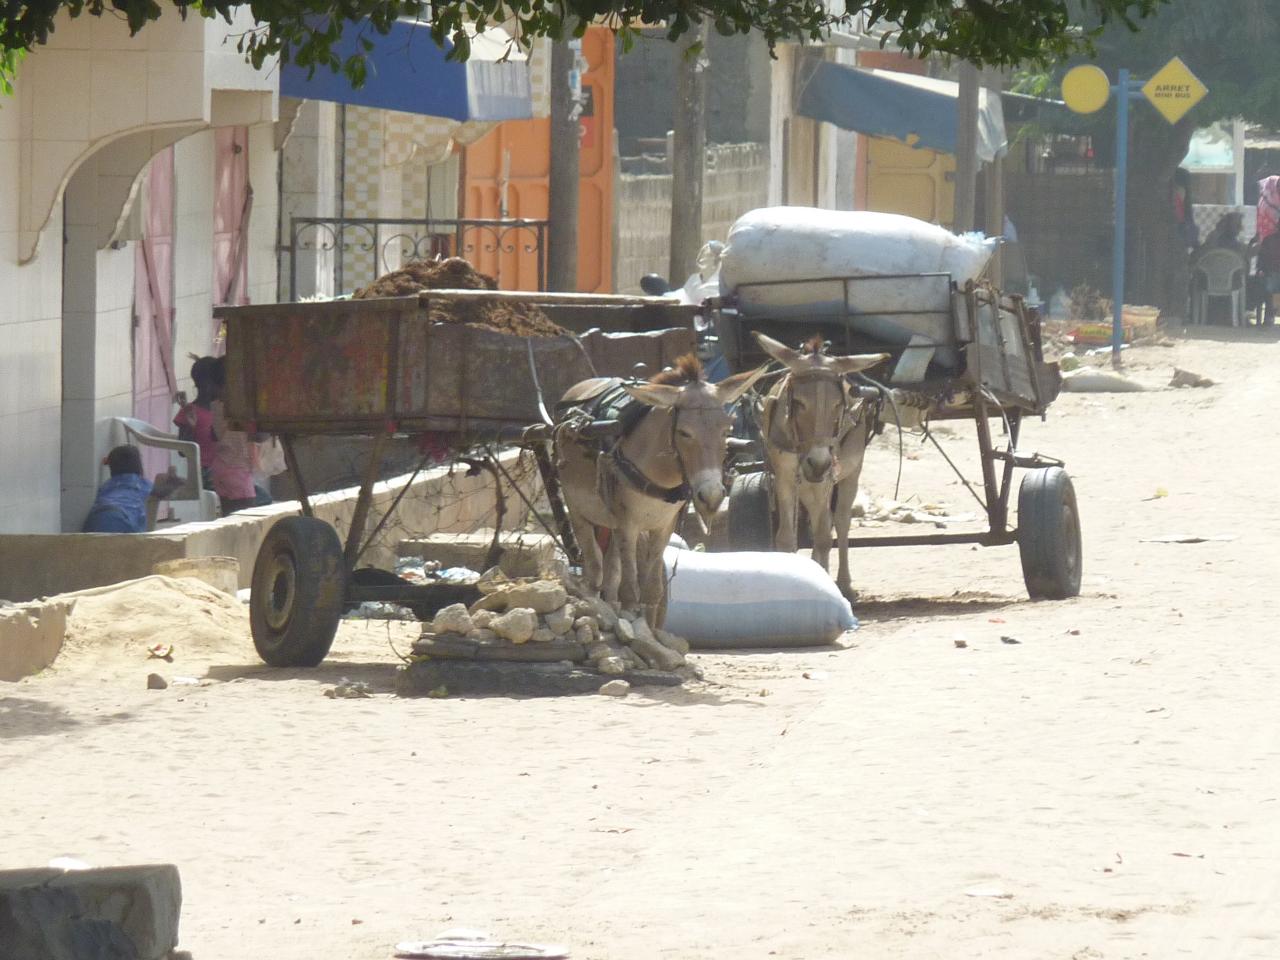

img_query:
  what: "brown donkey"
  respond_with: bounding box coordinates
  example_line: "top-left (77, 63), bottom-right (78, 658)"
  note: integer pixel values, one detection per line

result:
top-left (554, 355), bottom-right (765, 626)
top-left (755, 332), bottom-right (889, 597)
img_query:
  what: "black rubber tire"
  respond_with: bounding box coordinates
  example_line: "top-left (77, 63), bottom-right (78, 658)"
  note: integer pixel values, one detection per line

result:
top-left (1017, 467), bottom-right (1083, 600)
top-left (250, 516), bottom-right (347, 667)
top-left (727, 471), bottom-right (775, 551)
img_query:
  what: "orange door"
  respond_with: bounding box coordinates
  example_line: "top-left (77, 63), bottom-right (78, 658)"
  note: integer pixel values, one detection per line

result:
top-left (463, 26), bottom-right (614, 292)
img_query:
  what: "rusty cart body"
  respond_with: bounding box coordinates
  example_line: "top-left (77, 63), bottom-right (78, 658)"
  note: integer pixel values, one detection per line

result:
top-left (712, 272), bottom-right (1081, 600)
top-left (216, 290), bottom-right (697, 667)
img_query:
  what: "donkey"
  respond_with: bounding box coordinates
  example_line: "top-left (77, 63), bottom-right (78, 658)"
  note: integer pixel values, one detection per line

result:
top-left (554, 355), bottom-right (765, 627)
top-left (754, 332), bottom-right (889, 598)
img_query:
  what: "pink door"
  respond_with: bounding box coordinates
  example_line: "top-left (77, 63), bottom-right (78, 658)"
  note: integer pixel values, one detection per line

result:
top-left (214, 126), bottom-right (251, 311)
top-left (134, 146), bottom-right (177, 478)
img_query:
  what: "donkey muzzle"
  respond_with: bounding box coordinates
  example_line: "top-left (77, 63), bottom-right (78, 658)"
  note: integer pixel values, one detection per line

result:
top-left (691, 472), bottom-right (726, 524)
top-left (801, 447), bottom-right (834, 483)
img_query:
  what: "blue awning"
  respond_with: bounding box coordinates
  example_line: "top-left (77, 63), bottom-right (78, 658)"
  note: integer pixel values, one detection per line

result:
top-left (281, 21), bottom-right (532, 123)
top-left (797, 62), bottom-right (1007, 163)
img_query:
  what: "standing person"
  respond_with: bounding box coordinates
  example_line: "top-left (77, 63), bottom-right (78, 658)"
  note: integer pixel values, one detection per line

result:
top-left (1174, 168), bottom-right (1200, 254)
top-left (173, 355), bottom-right (218, 486)
top-left (208, 357), bottom-right (272, 516)
top-left (1257, 230), bottom-right (1280, 325)
top-left (1257, 174), bottom-right (1280, 244)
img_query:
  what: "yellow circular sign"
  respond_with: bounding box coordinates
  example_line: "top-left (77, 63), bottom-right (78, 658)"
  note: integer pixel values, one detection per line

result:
top-left (1062, 65), bottom-right (1111, 114)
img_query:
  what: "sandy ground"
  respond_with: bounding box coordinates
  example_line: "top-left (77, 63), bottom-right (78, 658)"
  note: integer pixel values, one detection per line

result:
top-left (5, 329), bottom-right (1280, 959)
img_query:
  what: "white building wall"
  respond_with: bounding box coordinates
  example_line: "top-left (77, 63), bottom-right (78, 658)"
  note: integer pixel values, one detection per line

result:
top-left (172, 131), bottom-right (217, 396)
top-left (0, 95), bottom-right (63, 534)
top-left (246, 122), bottom-right (280, 307)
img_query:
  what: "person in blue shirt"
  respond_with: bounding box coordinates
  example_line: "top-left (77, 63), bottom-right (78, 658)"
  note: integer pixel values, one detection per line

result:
top-left (82, 445), bottom-right (182, 533)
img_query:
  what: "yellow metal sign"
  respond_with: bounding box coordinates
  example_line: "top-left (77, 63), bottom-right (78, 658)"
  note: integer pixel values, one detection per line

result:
top-left (1142, 56), bottom-right (1207, 125)
top-left (1062, 65), bottom-right (1111, 114)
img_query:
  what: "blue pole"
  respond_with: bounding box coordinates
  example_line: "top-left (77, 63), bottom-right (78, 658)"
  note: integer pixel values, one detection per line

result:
top-left (1111, 68), bottom-right (1129, 367)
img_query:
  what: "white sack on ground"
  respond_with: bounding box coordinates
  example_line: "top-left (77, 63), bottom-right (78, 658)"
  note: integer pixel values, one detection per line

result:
top-left (662, 547), bottom-right (857, 648)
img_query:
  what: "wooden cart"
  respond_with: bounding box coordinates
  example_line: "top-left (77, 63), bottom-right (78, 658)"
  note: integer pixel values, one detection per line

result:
top-left (712, 273), bottom-right (1081, 600)
top-left (216, 290), bottom-right (696, 667)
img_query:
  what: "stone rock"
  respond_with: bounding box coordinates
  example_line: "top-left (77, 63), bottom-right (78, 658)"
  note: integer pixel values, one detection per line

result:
top-left (490, 608), bottom-right (537, 644)
top-left (575, 623), bottom-right (598, 648)
top-left (476, 566), bottom-right (512, 595)
top-left (587, 597), bottom-right (619, 630)
top-left (621, 647), bottom-right (644, 670)
top-left (615, 618), bottom-right (636, 643)
top-left (598, 680), bottom-right (631, 697)
top-left (631, 631), bottom-right (685, 671)
top-left (0, 863), bottom-right (182, 960)
top-left (503, 580), bottom-right (569, 615)
top-left (431, 603), bottom-right (473, 637)
top-left (466, 628), bottom-right (499, 644)
top-left (471, 609), bottom-right (495, 629)
top-left (146, 673), bottom-right (167, 691)
top-left (544, 606), bottom-right (574, 637)
top-left (656, 629), bottom-right (691, 655)
top-left (630, 617), bottom-right (657, 646)
top-left (597, 656), bottom-right (628, 676)
top-left (586, 642), bottom-right (613, 661)
top-left (572, 616), bottom-right (599, 642)
top-left (530, 628), bottom-right (555, 644)
top-left (675, 663), bottom-right (704, 682)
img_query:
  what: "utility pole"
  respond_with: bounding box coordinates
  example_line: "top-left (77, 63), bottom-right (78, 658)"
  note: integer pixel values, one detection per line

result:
top-left (548, 37), bottom-right (581, 292)
top-left (668, 21), bottom-right (709, 286)
top-left (953, 61), bottom-right (980, 233)
top-left (982, 66), bottom-right (1005, 287)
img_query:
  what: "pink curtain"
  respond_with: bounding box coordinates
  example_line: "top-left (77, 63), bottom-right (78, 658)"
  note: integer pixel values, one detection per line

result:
top-left (134, 146), bottom-right (177, 479)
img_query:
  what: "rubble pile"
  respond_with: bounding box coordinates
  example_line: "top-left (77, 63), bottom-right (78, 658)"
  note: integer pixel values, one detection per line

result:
top-left (352, 257), bottom-right (567, 338)
top-left (412, 570), bottom-right (693, 680)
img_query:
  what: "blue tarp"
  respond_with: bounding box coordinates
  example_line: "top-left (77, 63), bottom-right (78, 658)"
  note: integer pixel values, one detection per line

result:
top-left (797, 61), bottom-right (1006, 162)
top-left (281, 20), bottom-right (532, 123)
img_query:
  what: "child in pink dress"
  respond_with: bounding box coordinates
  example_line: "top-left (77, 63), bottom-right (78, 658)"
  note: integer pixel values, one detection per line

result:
top-left (208, 357), bottom-right (272, 516)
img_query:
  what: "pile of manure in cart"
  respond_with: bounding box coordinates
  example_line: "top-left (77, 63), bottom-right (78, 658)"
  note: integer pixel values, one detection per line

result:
top-left (353, 257), bottom-right (568, 338)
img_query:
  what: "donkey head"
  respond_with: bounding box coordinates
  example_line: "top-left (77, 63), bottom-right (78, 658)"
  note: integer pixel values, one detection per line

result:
top-left (622, 355), bottom-right (767, 524)
top-left (755, 332), bottom-right (889, 483)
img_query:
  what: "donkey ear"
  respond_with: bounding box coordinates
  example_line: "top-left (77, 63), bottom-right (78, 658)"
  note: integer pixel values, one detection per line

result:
top-left (753, 332), bottom-right (803, 368)
top-left (621, 382), bottom-right (683, 409)
top-left (830, 352), bottom-right (890, 376)
top-left (714, 363), bottom-right (770, 406)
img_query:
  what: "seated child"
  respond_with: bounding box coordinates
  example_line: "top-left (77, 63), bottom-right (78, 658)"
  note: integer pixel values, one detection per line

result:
top-left (82, 445), bottom-right (183, 533)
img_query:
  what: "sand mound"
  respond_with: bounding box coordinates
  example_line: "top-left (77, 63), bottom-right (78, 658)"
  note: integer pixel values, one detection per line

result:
top-left (352, 257), bottom-right (567, 338)
top-left (61, 576), bottom-right (250, 661)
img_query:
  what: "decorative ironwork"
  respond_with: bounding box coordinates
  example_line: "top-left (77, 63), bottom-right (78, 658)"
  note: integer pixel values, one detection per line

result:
top-left (285, 216), bottom-right (549, 300)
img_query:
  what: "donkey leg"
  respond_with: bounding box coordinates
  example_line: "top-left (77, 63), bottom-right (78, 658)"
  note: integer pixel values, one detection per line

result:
top-left (771, 454), bottom-right (801, 554)
top-left (834, 475), bottom-right (858, 599)
top-left (615, 526), bottom-right (641, 616)
top-left (567, 506), bottom-right (604, 597)
top-left (601, 538), bottom-right (622, 606)
top-left (801, 480), bottom-right (835, 577)
top-left (641, 520), bottom-right (679, 628)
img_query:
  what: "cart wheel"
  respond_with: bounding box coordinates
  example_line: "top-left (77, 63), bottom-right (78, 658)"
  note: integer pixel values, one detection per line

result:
top-left (727, 471), bottom-right (774, 551)
top-left (1017, 467), bottom-right (1083, 600)
top-left (250, 516), bottom-right (346, 667)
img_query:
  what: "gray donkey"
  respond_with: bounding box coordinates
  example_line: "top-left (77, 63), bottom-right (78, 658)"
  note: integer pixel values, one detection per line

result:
top-left (754, 332), bottom-right (889, 597)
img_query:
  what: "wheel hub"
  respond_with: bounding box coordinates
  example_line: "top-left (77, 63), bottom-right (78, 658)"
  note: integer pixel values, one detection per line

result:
top-left (262, 553), bottom-right (298, 632)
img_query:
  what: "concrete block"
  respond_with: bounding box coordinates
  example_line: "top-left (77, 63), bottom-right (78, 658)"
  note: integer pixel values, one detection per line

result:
top-left (0, 863), bottom-right (182, 960)
top-left (397, 531), bottom-right (558, 579)
top-left (0, 600), bottom-right (71, 682)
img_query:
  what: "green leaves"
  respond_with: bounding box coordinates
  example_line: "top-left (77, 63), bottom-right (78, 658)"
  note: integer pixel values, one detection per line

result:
top-left (2, 0), bottom-right (1168, 93)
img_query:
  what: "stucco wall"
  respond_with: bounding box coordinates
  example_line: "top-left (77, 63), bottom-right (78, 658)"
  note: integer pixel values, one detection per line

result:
top-left (0, 94), bottom-right (63, 534)
top-left (0, 452), bottom-right (536, 602)
top-left (615, 142), bottom-right (769, 293)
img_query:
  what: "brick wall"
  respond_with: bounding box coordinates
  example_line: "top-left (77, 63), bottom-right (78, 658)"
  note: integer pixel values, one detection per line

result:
top-left (615, 142), bottom-right (769, 293)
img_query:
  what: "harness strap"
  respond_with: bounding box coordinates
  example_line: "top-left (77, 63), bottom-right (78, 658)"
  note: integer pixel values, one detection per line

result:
top-left (609, 447), bottom-right (691, 504)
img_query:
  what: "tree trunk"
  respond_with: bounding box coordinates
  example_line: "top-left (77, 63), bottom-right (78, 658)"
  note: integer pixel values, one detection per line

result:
top-left (669, 23), bottom-right (709, 285)
top-left (1124, 114), bottom-right (1195, 319)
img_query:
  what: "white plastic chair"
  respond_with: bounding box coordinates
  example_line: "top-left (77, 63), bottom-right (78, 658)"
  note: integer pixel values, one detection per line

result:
top-left (1190, 249), bottom-right (1247, 327)
top-left (109, 417), bottom-right (220, 528)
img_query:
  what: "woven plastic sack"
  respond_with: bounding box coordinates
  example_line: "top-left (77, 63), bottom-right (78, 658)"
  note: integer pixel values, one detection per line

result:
top-left (662, 547), bottom-right (857, 648)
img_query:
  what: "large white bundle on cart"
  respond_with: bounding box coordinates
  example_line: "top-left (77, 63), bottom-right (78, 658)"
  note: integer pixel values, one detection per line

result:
top-left (662, 546), bottom-right (857, 648)
top-left (721, 207), bottom-right (997, 291)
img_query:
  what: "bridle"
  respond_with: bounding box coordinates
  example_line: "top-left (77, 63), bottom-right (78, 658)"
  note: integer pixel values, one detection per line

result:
top-left (608, 395), bottom-right (715, 505)
top-left (772, 366), bottom-right (863, 459)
